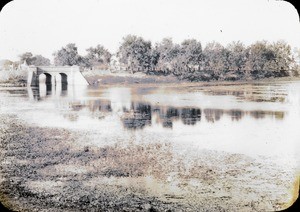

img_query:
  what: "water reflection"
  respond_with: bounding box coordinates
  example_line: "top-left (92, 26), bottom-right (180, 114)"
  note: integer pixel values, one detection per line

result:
top-left (25, 85), bottom-right (287, 130)
top-left (30, 82), bottom-right (68, 101)
top-left (204, 109), bottom-right (224, 122)
top-left (39, 84), bottom-right (52, 98)
top-left (56, 83), bottom-right (68, 97)
top-left (157, 107), bottom-right (180, 128)
top-left (122, 103), bottom-right (152, 129)
top-left (122, 103), bottom-right (284, 129)
top-left (200, 84), bottom-right (288, 103)
top-left (88, 99), bottom-right (112, 113)
top-left (62, 98), bottom-right (285, 129)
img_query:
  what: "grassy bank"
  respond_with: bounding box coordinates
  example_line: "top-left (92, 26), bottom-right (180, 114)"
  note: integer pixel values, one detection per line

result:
top-left (82, 70), bottom-right (300, 87)
top-left (0, 115), bottom-right (195, 211)
top-left (82, 70), bottom-right (182, 85)
top-left (0, 113), bottom-right (298, 211)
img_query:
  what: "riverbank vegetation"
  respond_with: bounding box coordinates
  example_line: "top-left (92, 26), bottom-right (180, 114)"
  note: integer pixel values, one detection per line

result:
top-left (1, 35), bottom-right (300, 83)
top-left (0, 53), bottom-right (50, 84)
top-left (0, 69), bottom-right (27, 85)
top-left (51, 35), bottom-right (300, 81)
top-left (116, 35), bottom-right (300, 81)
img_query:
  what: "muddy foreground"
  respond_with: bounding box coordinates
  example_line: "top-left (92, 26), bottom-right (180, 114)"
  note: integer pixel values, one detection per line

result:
top-left (0, 113), bottom-right (298, 211)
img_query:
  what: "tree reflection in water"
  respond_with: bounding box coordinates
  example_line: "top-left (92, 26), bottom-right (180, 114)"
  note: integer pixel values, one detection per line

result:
top-left (122, 103), bottom-right (152, 129)
top-left (65, 99), bottom-right (285, 129)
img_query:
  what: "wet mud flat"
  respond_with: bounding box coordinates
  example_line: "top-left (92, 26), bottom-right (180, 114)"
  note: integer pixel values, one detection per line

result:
top-left (0, 114), bottom-right (298, 211)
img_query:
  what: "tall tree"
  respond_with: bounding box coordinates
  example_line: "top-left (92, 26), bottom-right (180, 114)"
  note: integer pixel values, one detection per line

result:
top-left (86, 45), bottom-right (111, 69)
top-left (291, 47), bottom-right (300, 76)
top-left (268, 40), bottom-right (293, 77)
top-left (53, 43), bottom-right (84, 66)
top-left (226, 41), bottom-right (248, 79)
top-left (244, 40), bottom-right (288, 78)
top-left (19, 52), bottom-right (34, 65)
top-left (226, 41), bottom-right (247, 71)
top-left (154, 38), bottom-right (180, 75)
top-left (164, 39), bottom-right (203, 78)
top-left (19, 52), bottom-right (50, 66)
top-left (31, 55), bottom-right (51, 66)
top-left (180, 39), bottom-right (203, 71)
top-left (203, 42), bottom-right (229, 79)
top-left (117, 35), bottom-right (152, 73)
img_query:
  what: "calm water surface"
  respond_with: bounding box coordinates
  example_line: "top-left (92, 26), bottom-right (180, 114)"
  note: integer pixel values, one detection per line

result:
top-left (1, 80), bottom-right (300, 209)
top-left (1, 81), bottom-right (300, 163)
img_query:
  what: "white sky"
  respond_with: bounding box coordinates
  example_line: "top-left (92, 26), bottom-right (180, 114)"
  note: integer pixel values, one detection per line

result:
top-left (0, 0), bottom-right (299, 61)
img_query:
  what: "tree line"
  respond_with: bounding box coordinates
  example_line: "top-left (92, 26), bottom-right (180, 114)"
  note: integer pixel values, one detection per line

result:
top-left (1, 44), bottom-right (111, 71)
top-left (116, 35), bottom-right (298, 81)
top-left (5, 35), bottom-right (300, 82)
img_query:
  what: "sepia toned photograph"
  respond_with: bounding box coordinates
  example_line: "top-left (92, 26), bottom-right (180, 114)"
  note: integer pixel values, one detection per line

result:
top-left (0, 0), bottom-right (299, 211)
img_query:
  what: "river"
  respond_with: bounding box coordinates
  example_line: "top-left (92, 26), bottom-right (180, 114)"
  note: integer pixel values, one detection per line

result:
top-left (0, 79), bottom-right (299, 211)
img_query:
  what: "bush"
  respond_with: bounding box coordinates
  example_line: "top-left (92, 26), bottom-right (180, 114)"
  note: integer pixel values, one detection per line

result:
top-left (0, 69), bottom-right (27, 83)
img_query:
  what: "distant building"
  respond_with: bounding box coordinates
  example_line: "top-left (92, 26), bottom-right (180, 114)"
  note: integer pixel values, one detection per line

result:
top-left (18, 60), bottom-right (29, 71)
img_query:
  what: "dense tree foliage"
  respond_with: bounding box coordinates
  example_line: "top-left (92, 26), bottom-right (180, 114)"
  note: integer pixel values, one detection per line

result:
top-left (116, 35), bottom-right (296, 81)
top-left (53, 43), bottom-right (86, 66)
top-left (152, 38), bottom-right (180, 75)
top-left (202, 42), bottom-right (229, 80)
top-left (291, 47), bottom-right (300, 76)
top-left (244, 41), bottom-right (292, 79)
top-left (53, 43), bottom-right (112, 69)
top-left (50, 36), bottom-right (298, 81)
top-left (19, 52), bottom-right (50, 66)
top-left (31, 55), bottom-right (51, 66)
top-left (86, 45), bottom-right (111, 69)
top-left (117, 35), bottom-right (153, 74)
top-left (19, 52), bottom-right (34, 64)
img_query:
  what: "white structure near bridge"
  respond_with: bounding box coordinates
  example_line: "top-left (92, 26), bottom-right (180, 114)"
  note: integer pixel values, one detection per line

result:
top-left (27, 65), bottom-right (89, 86)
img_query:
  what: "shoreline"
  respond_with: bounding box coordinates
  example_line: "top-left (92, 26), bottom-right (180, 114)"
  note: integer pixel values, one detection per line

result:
top-left (82, 71), bottom-right (300, 88)
top-left (1, 71), bottom-right (300, 88)
top-left (0, 114), bottom-right (188, 211)
top-left (0, 112), bottom-right (298, 211)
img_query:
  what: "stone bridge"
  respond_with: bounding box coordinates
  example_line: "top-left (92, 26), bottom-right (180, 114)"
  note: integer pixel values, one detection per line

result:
top-left (27, 65), bottom-right (89, 86)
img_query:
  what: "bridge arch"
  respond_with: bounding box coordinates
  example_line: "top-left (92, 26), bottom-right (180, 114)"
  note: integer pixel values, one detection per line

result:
top-left (56, 73), bottom-right (68, 84)
top-left (39, 73), bottom-right (52, 85)
top-left (55, 73), bottom-right (68, 94)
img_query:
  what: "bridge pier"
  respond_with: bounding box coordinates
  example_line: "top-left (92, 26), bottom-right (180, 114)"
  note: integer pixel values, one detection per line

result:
top-left (51, 75), bottom-right (56, 86)
top-left (27, 67), bottom-right (38, 87)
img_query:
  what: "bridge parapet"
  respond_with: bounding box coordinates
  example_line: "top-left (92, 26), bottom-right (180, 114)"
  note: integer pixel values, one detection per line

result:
top-left (37, 66), bottom-right (81, 73)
